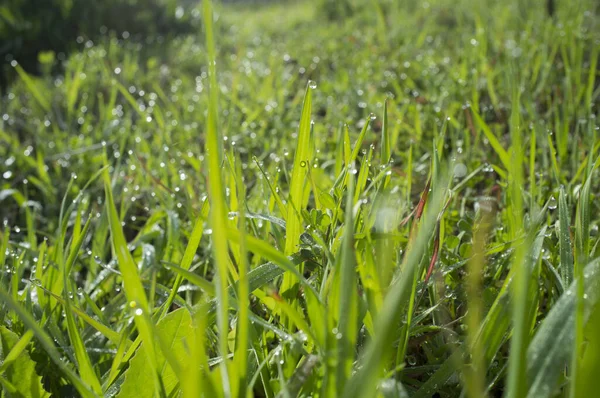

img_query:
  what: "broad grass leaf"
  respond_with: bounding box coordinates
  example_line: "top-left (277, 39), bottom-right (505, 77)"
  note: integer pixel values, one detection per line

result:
top-left (117, 308), bottom-right (194, 398)
top-left (0, 327), bottom-right (50, 398)
top-left (526, 258), bottom-right (600, 397)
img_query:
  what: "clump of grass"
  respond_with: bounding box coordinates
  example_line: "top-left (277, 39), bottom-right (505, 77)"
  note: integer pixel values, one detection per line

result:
top-left (0, 0), bottom-right (599, 397)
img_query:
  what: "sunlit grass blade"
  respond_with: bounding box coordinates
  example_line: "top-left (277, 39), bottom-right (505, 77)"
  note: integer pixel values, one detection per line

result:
top-left (281, 80), bottom-right (314, 313)
top-left (233, 154), bottom-right (250, 398)
top-left (103, 165), bottom-right (162, 396)
top-left (334, 172), bottom-right (358, 393)
top-left (62, 215), bottom-right (102, 394)
top-left (203, 0), bottom-right (232, 394)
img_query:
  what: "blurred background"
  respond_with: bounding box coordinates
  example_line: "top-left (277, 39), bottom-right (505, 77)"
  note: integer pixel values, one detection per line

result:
top-left (0, 0), bottom-right (204, 87)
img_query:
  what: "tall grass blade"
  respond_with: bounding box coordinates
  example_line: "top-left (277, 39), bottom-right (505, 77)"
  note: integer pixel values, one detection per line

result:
top-left (103, 166), bottom-right (163, 396)
top-left (203, 0), bottom-right (232, 394)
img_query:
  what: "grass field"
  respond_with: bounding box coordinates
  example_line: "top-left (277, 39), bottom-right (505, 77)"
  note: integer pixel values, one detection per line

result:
top-left (1, 0), bottom-right (599, 396)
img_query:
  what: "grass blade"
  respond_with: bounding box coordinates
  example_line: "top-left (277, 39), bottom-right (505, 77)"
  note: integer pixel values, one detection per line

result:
top-left (103, 165), bottom-right (162, 396)
top-left (203, 0), bottom-right (232, 394)
top-left (335, 173), bottom-right (358, 393)
top-left (558, 186), bottom-right (574, 286)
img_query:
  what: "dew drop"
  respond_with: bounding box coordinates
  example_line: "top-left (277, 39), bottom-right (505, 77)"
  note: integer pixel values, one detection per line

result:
top-left (548, 196), bottom-right (557, 210)
top-left (308, 80), bottom-right (317, 89)
top-left (453, 163), bottom-right (468, 178)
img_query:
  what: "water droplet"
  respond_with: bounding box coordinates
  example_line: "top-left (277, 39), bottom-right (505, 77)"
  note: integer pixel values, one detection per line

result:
top-left (134, 308), bottom-right (143, 316)
top-left (129, 301), bottom-right (138, 308)
top-left (308, 80), bottom-right (317, 89)
top-left (453, 163), bottom-right (468, 178)
top-left (369, 113), bottom-right (376, 121)
top-left (548, 196), bottom-right (557, 210)
top-left (30, 278), bottom-right (42, 287)
top-left (407, 355), bottom-right (417, 366)
top-left (300, 160), bottom-right (307, 167)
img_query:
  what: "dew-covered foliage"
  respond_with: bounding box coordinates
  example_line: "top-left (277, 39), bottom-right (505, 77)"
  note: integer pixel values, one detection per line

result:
top-left (0, 0), bottom-right (599, 397)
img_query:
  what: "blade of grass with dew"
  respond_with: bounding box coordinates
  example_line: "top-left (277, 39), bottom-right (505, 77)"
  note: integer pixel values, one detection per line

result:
top-left (62, 215), bottom-right (103, 394)
top-left (203, 0), bottom-right (232, 394)
top-left (233, 153), bottom-right (250, 398)
top-left (349, 117), bottom-right (372, 167)
top-left (103, 165), bottom-right (163, 397)
top-left (334, 172), bottom-right (358, 394)
top-left (558, 186), bottom-right (574, 286)
top-left (281, 80), bottom-right (313, 315)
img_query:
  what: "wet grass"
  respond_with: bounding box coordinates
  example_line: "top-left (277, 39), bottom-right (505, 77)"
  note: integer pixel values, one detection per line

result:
top-left (1, 0), bottom-right (600, 396)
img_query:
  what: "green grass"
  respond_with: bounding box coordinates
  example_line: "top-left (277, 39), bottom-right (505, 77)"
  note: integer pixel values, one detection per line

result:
top-left (1, 0), bottom-right (600, 396)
